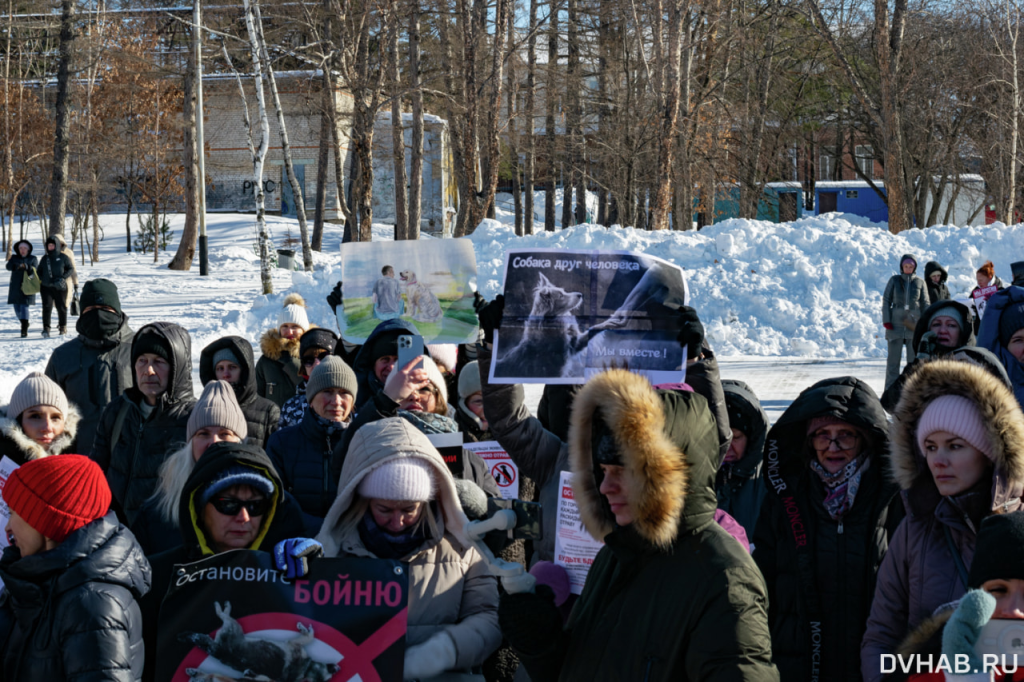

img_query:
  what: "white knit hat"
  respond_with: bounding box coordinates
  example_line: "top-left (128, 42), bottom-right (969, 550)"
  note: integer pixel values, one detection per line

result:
top-left (278, 293), bottom-right (310, 331)
top-left (8, 372), bottom-right (68, 419)
top-left (427, 344), bottom-right (458, 373)
top-left (421, 356), bottom-right (449, 406)
top-left (358, 457), bottom-right (436, 502)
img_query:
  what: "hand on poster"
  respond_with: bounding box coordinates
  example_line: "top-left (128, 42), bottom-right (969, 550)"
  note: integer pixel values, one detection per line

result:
top-left (404, 632), bottom-right (458, 679)
top-left (477, 295), bottom-right (505, 344)
top-left (490, 249), bottom-right (689, 384)
top-left (273, 537), bottom-right (323, 579)
top-left (677, 306), bottom-right (705, 359)
top-left (326, 281), bottom-right (344, 314)
top-left (337, 239), bottom-right (479, 344)
top-left (158, 551), bottom-right (408, 682)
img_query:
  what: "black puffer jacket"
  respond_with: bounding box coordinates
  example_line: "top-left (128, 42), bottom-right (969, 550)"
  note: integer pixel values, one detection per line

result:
top-left (37, 235), bottom-right (74, 292)
top-left (199, 336), bottom-right (280, 448)
top-left (45, 312), bottom-right (135, 453)
top-left (923, 261), bottom-right (950, 304)
top-left (90, 322), bottom-right (196, 525)
top-left (752, 377), bottom-right (903, 682)
top-left (716, 379), bottom-right (769, 542)
top-left (141, 441), bottom-right (306, 682)
top-left (5, 240), bottom-right (37, 306)
top-left (267, 409), bottom-right (347, 523)
top-left (0, 512), bottom-right (151, 681)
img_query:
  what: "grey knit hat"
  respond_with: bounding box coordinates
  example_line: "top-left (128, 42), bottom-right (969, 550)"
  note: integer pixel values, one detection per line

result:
top-left (8, 372), bottom-right (68, 420)
top-left (306, 356), bottom-right (358, 402)
top-left (211, 347), bottom-right (240, 369)
top-left (187, 380), bottom-right (248, 442)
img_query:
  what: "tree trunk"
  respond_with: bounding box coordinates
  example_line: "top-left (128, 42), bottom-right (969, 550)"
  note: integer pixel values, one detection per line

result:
top-left (544, 1), bottom-right (557, 232)
top-left (48, 0), bottom-right (74, 238)
top-left (523, 0), bottom-right (537, 235)
top-left (408, 0), bottom-right (423, 239)
top-left (242, 0), bottom-right (273, 293)
top-left (169, 20), bottom-right (200, 271)
top-left (507, 7), bottom-right (522, 235)
top-left (737, 11), bottom-right (777, 220)
top-left (312, 106), bottom-right (329, 250)
top-left (389, 4), bottom-right (410, 240)
top-left (651, 0), bottom-right (685, 231)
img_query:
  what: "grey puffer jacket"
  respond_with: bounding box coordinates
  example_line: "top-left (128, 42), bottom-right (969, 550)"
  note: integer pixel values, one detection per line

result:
top-left (89, 322), bottom-right (196, 525)
top-left (861, 360), bottom-right (1024, 682)
top-left (882, 254), bottom-right (928, 341)
top-left (199, 335), bottom-right (280, 448)
top-left (318, 418), bottom-right (502, 674)
top-left (0, 512), bottom-right (151, 681)
top-left (45, 313), bottom-right (135, 454)
top-left (716, 380), bottom-right (769, 541)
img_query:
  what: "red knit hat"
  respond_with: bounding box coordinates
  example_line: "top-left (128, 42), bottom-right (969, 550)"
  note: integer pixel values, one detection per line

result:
top-left (2, 455), bottom-right (111, 542)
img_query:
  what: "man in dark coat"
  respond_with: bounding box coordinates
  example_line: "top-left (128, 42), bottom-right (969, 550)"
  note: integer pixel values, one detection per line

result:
top-left (37, 234), bottom-right (75, 337)
top-left (717, 379), bottom-right (770, 542)
top-left (6, 239), bottom-right (37, 337)
top-left (200, 336), bottom-right (280, 448)
top-left (351, 318), bottom-right (419, 409)
top-left (924, 261), bottom-right (951, 305)
top-left (752, 377), bottom-right (902, 682)
top-left (89, 321), bottom-right (196, 525)
top-left (45, 279), bottom-right (134, 454)
top-left (140, 440), bottom-right (306, 682)
top-left (500, 369), bottom-right (778, 681)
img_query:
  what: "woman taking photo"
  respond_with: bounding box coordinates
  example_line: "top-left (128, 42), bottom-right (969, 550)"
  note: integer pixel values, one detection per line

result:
top-left (861, 360), bottom-right (1024, 682)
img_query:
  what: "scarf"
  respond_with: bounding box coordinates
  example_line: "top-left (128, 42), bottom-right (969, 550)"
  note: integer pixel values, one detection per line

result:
top-left (398, 409), bottom-right (458, 435)
top-left (809, 454), bottom-right (870, 521)
top-left (313, 412), bottom-right (349, 437)
top-left (357, 509), bottom-right (427, 560)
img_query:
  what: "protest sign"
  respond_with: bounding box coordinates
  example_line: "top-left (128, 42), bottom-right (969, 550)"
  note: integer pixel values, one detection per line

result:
top-left (156, 550), bottom-right (408, 682)
top-left (338, 239), bottom-right (478, 344)
top-left (490, 248), bottom-right (689, 384)
top-left (972, 285), bottom-right (999, 320)
top-left (554, 471), bottom-right (604, 594)
top-left (465, 441), bottom-right (519, 499)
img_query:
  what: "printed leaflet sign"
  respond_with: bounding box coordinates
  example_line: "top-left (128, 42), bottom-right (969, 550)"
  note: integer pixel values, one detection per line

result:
top-left (464, 441), bottom-right (519, 499)
top-left (554, 470), bottom-right (604, 595)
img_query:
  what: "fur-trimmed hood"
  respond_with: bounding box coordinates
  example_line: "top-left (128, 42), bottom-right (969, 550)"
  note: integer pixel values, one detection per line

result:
top-left (568, 368), bottom-right (719, 549)
top-left (890, 360), bottom-right (1024, 516)
top-left (258, 327), bottom-right (304, 362)
top-left (0, 402), bottom-right (81, 461)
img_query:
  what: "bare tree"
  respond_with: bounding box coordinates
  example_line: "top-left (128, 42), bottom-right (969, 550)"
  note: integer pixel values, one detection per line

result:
top-left (48, 0), bottom-right (75, 238)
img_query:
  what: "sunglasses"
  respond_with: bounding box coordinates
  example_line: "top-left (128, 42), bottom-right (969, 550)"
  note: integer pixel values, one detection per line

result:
top-left (302, 351), bottom-right (330, 367)
top-left (210, 496), bottom-right (271, 517)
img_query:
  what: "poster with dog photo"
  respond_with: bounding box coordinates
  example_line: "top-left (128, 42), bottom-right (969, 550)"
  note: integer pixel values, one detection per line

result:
top-left (156, 550), bottom-right (408, 682)
top-left (338, 239), bottom-right (479, 344)
top-left (490, 248), bottom-right (689, 384)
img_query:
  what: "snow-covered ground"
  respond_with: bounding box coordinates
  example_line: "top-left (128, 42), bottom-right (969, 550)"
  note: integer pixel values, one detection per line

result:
top-left (0, 202), bottom-right (1015, 420)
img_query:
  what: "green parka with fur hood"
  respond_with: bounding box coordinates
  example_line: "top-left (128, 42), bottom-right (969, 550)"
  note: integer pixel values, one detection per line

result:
top-left (0, 401), bottom-right (80, 466)
top-left (516, 369), bottom-right (777, 682)
top-left (861, 360), bottom-right (1024, 682)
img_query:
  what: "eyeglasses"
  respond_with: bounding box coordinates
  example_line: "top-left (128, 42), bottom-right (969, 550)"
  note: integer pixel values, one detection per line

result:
top-left (811, 432), bottom-right (860, 451)
top-left (413, 386), bottom-right (437, 398)
top-left (210, 496), bottom-right (271, 517)
top-left (302, 351), bottom-right (330, 367)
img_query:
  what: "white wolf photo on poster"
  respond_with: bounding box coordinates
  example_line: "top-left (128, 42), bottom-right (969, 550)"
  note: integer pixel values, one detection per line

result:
top-left (492, 249), bottom-right (689, 384)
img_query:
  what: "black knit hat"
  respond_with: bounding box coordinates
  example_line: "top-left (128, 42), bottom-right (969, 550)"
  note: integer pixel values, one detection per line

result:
top-left (369, 332), bottom-right (401, 363)
top-left (80, 279), bottom-right (121, 314)
top-left (133, 328), bottom-right (172, 363)
top-left (968, 511), bottom-right (1024, 588)
top-left (299, 328), bottom-right (338, 358)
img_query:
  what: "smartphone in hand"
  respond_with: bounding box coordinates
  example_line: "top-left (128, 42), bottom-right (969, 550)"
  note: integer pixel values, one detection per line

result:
top-left (397, 334), bottom-right (425, 371)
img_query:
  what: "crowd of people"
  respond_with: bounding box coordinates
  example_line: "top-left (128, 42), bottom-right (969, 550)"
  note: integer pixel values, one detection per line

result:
top-left (2, 248), bottom-right (1024, 681)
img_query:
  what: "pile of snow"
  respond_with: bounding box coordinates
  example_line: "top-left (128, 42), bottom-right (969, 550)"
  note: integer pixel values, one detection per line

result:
top-left (0, 205), bottom-right (1020, 405)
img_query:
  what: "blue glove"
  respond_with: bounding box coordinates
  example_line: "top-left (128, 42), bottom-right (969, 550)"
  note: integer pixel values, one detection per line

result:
top-left (942, 589), bottom-right (997, 670)
top-left (273, 538), bottom-right (323, 579)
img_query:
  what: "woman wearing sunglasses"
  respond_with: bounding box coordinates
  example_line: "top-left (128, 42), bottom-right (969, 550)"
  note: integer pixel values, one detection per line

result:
top-left (140, 439), bottom-right (305, 682)
top-left (752, 376), bottom-right (902, 682)
top-left (862, 361), bottom-right (1024, 682)
top-left (278, 328), bottom-right (339, 429)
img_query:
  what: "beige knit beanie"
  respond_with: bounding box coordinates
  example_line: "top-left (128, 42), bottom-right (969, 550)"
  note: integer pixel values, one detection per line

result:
top-left (187, 380), bottom-right (248, 442)
top-left (8, 372), bottom-right (68, 419)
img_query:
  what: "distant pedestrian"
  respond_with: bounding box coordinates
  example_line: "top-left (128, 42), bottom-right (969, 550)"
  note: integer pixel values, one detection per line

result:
top-left (5, 240), bottom-right (37, 338)
top-left (924, 260), bottom-right (950, 305)
top-left (882, 254), bottom-right (928, 388)
top-left (37, 235), bottom-right (75, 337)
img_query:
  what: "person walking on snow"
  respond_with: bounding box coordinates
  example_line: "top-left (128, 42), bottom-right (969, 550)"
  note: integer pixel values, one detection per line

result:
top-left (6, 239), bottom-right (37, 338)
top-left (37, 234), bottom-right (76, 338)
top-left (883, 254), bottom-right (928, 389)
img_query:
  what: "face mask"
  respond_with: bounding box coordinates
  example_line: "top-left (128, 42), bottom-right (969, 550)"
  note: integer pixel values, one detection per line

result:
top-left (76, 308), bottom-right (122, 340)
